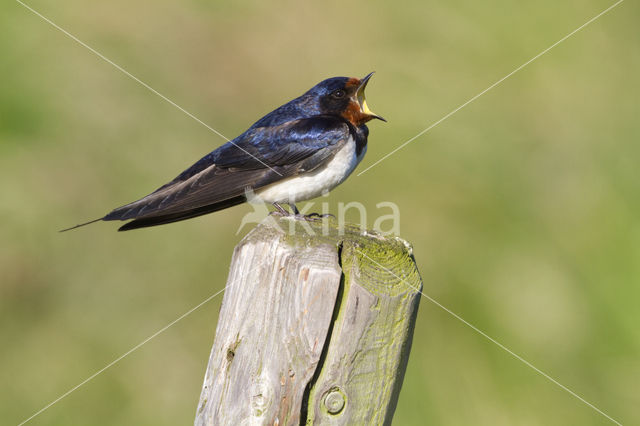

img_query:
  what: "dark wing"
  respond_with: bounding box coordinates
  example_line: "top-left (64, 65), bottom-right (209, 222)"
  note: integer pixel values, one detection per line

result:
top-left (103, 115), bottom-right (352, 231)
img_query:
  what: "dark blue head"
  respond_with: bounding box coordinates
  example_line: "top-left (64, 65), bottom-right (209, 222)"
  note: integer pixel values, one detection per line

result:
top-left (305, 77), bottom-right (352, 97)
top-left (249, 73), bottom-right (385, 129)
top-left (303, 73), bottom-right (385, 126)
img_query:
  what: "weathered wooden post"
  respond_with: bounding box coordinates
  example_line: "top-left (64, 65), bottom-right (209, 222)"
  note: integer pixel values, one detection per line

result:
top-left (195, 217), bottom-right (422, 425)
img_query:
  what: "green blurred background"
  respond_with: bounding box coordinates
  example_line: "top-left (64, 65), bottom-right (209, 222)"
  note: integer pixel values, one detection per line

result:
top-left (1, 0), bottom-right (638, 424)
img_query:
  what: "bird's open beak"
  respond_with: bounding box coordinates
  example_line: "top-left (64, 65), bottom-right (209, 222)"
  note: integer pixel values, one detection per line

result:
top-left (356, 72), bottom-right (386, 122)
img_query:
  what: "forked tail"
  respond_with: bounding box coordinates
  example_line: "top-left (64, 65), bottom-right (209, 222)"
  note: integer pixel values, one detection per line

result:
top-left (59, 218), bottom-right (103, 232)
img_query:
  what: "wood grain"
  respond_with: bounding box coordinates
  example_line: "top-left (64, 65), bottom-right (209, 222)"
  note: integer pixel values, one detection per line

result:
top-left (195, 218), bottom-right (422, 426)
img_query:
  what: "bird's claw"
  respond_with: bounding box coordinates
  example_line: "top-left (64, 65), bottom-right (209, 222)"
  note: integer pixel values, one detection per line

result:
top-left (292, 214), bottom-right (320, 222)
top-left (269, 204), bottom-right (333, 222)
top-left (306, 212), bottom-right (335, 219)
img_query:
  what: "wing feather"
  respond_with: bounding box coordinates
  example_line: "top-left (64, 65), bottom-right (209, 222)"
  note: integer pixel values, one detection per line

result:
top-left (103, 116), bottom-right (352, 228)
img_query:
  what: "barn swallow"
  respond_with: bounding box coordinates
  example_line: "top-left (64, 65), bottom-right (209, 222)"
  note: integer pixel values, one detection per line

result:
top-left (63, 72), bottom-right (384, 231)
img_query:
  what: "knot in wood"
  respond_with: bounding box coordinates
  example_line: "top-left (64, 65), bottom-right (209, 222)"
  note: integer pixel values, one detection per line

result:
top-left (323, 388), bottom-right (345, 414)
top-left (250, 381), bottom-right (272, 416)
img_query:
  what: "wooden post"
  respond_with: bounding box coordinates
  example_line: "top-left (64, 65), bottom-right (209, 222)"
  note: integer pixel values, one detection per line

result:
top-left (195, 217), bottom-right (422, 425)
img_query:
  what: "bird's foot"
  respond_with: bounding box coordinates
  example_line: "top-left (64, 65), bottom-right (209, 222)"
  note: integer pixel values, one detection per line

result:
top-left (290, 214), bottom-right (319, 222)
top-left (270, 203), bottom-right (333, 221)
top-left (306, 212), bottom-right (335, 219)
top-left (269, 211), bottom-right (320, 221)
top-left (291, 212), bottom-right (334, 222)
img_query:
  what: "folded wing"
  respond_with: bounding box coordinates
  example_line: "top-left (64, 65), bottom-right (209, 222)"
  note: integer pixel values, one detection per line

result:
top-left (104, 115), bottom-right (352, 231)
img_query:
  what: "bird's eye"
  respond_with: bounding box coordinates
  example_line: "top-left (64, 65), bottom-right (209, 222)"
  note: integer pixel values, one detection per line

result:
top-left (332, 89), bottom-right (346, 99)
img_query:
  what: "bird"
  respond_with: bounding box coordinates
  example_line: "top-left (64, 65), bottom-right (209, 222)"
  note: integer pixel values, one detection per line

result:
top-left (63, 72), bottom-right (385, 232)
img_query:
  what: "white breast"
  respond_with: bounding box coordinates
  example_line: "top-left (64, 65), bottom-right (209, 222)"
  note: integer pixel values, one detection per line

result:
top-left (253, 136), bottom-right (365, 204)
